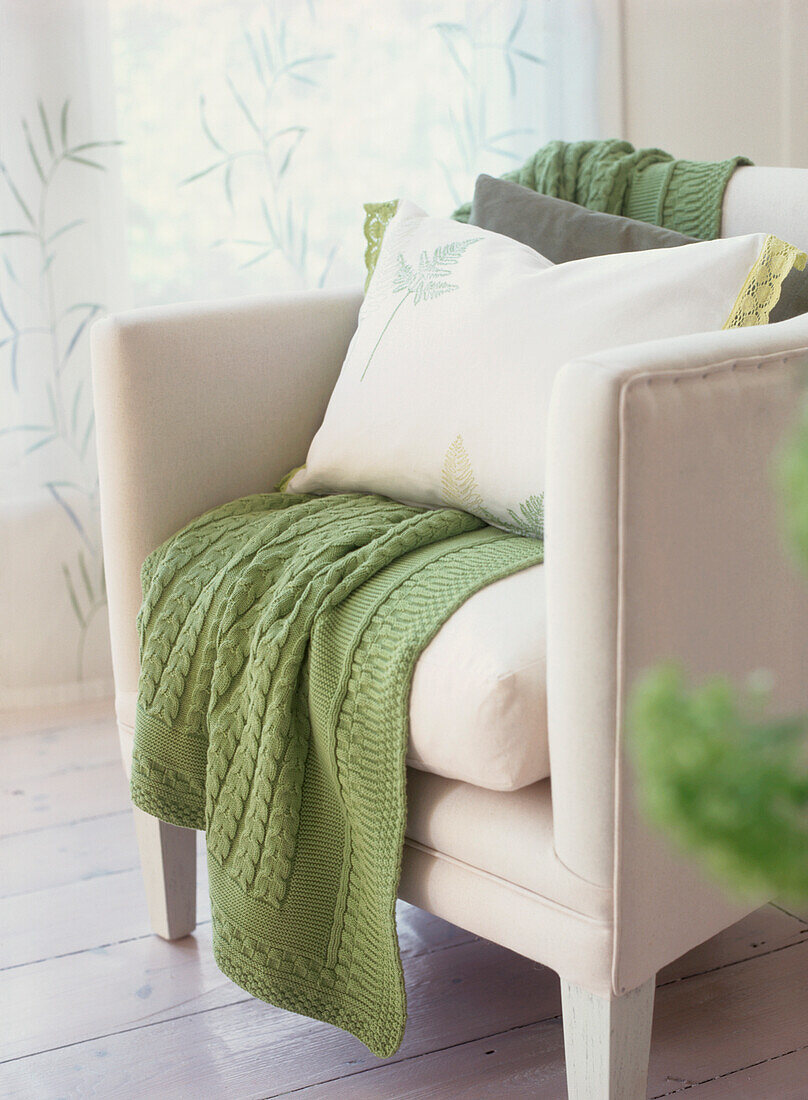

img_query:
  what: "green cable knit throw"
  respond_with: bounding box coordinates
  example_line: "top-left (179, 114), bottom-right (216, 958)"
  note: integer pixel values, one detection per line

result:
top-left (452, 138), bottom-right (751, 239)
top-left (131, 491), bottom-right (543, 1056)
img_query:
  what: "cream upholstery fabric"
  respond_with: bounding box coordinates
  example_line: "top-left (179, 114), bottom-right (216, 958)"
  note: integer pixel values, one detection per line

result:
top-left (408, 562), bottom-right (547, 789)
top-left (402, 770), bottom-right (614, 997)
top-left (405, 770), bottom-right (608, 918)
top-left (546, 317), bottom-right (808, 993)
top-left (399, 841), bottom-right (615, 996)
top-left (92, 291), bottom-right (361, 697)
top-left (723, 166), bottom-right (808, 245)
top-left (93, 166), bottom-right (808, 1003)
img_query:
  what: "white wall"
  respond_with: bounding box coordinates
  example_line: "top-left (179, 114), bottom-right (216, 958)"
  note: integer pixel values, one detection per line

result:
top-left (604, 0), bottom-right (808, 167)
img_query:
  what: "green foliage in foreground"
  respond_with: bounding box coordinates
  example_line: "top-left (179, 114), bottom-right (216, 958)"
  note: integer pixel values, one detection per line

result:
top-left (629, 666), bottom-right (808, 900)
top-left (629, 397), bottom-right (808, 900)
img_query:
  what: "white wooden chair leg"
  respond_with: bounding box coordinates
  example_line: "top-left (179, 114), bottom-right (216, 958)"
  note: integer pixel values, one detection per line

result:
top-left (561, 975), bottom-right (655, 1100)
top-left (133, 805), bottom-right (197, 940)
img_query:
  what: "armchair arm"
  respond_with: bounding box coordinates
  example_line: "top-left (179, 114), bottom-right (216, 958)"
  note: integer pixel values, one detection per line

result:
top-left (91, 288), bottom-right (362, 700)
top-left (545, 314), bottom-right (808, 992)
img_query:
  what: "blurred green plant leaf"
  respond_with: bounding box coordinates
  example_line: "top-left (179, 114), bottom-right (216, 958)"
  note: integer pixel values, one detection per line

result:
top-left (630, 389), bottom-right (808, 901)
top-left (629, 665), bottom-right (808, 900)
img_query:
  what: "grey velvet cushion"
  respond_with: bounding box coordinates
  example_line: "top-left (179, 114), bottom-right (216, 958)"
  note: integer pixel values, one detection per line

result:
top-left (469, 174), bottom-right (808, 324)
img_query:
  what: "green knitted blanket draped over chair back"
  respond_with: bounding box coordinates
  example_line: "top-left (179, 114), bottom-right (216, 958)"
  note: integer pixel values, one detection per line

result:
top-left (451, 138), bottom-right (751, 239)
top-left (131, 492), bottom-right (543, 1056)
top-left (365, 139), bottom-right (751, 287)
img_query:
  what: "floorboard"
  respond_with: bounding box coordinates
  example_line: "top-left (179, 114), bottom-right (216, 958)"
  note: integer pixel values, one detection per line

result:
top-left (774, 900), bottom-right (808, 924)
top-left (664, 1045), bottom-right (808, 1098)
top-left (0, 717), bottom-right (120, 781)
top-left (1, 938), bottom-right (560, 1098)
top-left (1, 811), bottom-right (154, 898)
top-left (1, 758), bottom-right (129, 836)
top-left (287, 941), bottom-right (808, 1100)
top-left (2, 707), bottom-right (807, 1099)
top-left (0, 866), bottom-right (212, 969)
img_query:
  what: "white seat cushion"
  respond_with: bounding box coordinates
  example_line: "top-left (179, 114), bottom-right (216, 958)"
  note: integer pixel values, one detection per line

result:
top-left (116, 561), bottom-right (548, 795)
top-left (407, 562), bottom-right (548, 790)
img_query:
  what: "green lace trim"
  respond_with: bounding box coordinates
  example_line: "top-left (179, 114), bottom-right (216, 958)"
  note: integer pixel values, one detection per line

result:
top-left (274, 464), bottom-right (305, 493)
top-left (724, 234), bottom-right (807, 329)
top-left (363, 199), bottom-right (398, 290)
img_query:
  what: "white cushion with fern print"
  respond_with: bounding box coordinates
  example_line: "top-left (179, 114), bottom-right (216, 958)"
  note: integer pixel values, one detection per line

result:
top-left (289, 200), bottom-right (805, 536)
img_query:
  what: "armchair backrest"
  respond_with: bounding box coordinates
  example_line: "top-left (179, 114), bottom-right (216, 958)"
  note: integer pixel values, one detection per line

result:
top-left (722, 166), bottom-right (808, 247)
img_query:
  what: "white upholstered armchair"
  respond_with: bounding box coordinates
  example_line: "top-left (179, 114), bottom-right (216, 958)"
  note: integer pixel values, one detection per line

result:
top-left (91, 167), bottom-right (808, 1099)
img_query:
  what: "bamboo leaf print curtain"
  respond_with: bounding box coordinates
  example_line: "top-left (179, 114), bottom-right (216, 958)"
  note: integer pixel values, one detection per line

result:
top-left (0, 0), bottom-right (596, 713)
top-left (1, 0), bottom-right (129, 710)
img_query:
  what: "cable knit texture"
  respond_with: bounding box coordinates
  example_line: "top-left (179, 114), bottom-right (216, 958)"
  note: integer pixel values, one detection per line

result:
top-left (364, 140), bottom-right (751, 286)
top-left (131, 491), bottom-right (543, 1055)
top-left (451, 138), bottom-right (751, 239)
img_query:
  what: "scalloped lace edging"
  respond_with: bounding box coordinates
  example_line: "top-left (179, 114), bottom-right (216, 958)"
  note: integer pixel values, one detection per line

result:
top-left (724, 234), bottom-right (807, 329)
top-left (363, 199), bottom-right (399, 291)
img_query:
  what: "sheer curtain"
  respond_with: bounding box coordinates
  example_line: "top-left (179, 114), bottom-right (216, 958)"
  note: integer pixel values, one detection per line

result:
top-left (0, 0), bottom-right (128, 711)
top-left (1, 0), bottom-right (599, 713)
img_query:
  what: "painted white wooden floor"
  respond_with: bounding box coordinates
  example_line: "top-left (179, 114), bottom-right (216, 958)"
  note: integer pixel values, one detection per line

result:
top-left (1, 705), bottom-right (807, 1099)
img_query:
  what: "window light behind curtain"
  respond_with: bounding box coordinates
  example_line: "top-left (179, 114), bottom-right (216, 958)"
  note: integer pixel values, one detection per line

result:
top-left (0, 0), bottom-right (598, 712)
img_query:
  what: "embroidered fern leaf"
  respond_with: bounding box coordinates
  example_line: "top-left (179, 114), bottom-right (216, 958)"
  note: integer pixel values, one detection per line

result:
top-left (441, 437), bottom-right (544, 538)
top-left (392, 253), bottom-right (415, 294)
top-left (441, 434), bottom-right (484, 511)
top-left (361, 236), bottom-right (481, 380)
top-left (433, 238), bottom-right (481, 264)
top-left (395, 238), bottom-right (481, 304)
top-left (506, 493), bottom-right (544, 539)
top-left (416, 279), bottom-right (457, 302)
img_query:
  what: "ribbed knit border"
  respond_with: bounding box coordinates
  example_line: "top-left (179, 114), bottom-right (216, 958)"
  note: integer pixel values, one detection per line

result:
top-left (625, 156), bottom-right (752, 239)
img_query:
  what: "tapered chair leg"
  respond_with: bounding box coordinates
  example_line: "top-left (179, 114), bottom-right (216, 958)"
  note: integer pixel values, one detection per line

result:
top-left (561, 975), bottom-right (655, 1100)
top-left (133, 805), bottom-right (197, 940)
